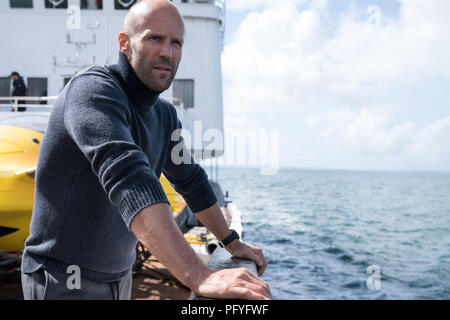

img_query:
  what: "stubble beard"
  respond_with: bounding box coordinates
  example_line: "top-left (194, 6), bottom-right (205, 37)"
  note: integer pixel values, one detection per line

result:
top-left (132, 53), bottom-right (178, 93)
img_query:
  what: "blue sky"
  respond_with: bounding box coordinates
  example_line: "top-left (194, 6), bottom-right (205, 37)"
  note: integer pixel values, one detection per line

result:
top-left (220, 0), bottom-right (450, 172)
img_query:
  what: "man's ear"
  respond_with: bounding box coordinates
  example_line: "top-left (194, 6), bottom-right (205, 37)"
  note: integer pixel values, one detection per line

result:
top-left (118, 32), bottom-right (131, 59)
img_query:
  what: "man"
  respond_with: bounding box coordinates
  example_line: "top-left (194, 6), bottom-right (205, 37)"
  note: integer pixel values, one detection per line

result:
top-left (21, 0), bottom-right (271, 300)
top-left (9, 71), bottom-right (27, 112)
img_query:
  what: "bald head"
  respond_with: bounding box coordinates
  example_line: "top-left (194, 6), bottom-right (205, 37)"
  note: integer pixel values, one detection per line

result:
top-left (124, 0), bottom-right (184, 39)
top-left (118, 0), bottom-right (185, 92)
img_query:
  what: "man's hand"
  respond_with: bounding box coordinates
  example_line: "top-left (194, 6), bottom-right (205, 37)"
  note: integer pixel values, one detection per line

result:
top-left (193, 267), bottom-right (272, 300)
top-left (226, 240), bottom-right (268, 276)
top-left (192, 203), bottom-right (272, 299)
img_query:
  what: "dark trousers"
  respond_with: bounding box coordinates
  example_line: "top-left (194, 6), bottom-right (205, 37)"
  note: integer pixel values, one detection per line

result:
top-left (17, 101), bottom-right (27, 112)
top-left (21, 268), bottom-right (133, 300)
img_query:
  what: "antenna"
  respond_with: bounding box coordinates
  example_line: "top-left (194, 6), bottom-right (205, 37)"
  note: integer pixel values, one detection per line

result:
top-left (53, 21), bottom-right (101, 74)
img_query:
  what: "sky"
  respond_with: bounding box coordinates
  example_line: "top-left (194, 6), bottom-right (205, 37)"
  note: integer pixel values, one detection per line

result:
top-left (219, 0), bottom-right (450, 172)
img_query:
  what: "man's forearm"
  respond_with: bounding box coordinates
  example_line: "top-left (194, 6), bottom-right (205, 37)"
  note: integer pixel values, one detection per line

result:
top-left (130, 202), bottom-right (211, 290)
top-left (194, 202), bottom-right (232, 242)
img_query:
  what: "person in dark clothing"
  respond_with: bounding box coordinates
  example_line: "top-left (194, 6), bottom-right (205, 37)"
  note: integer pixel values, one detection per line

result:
top-left (9, 71), bottom-right (27, 112)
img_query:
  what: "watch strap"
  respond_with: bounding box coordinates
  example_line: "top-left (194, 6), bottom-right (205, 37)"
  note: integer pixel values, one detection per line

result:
top-left (219, 229), bottom-right (240, 248)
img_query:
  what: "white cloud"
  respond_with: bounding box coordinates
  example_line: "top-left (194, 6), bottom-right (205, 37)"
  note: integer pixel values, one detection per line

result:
top-left (322, 0), bottom-right (450, 87)
top-left (224, 0), bottom-right (450, 105)
top-left (411, 117), bottom-right (450, 164)
top-left (222, 0), bottom-right (450, 170)
top-left (304, 111), bottom-right (450, 170)
top-left (309, 0), bottom-right (327, 12)
top-left (305, 109), bottom-right (415, 156)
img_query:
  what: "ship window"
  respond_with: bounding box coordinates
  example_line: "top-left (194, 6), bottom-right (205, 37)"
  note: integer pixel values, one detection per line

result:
top-left (64, 77), bottom-right (72, 87)
top-left (0, 78), bottom-right (10, 97)
top-left (80, 0), bottom-right (103, 10)
top-left (115, 0), bottom-right (137, 10)
top-left (27, 78), bottom-right (48, 104)
top-left (10, 0), bottom-right (33, 8)
top-left (173, 79), bottom-right (195, 109)
top-left (45, 0), bottom-right (68, 9)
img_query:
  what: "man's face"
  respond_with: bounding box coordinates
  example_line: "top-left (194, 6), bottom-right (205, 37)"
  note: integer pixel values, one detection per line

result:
top-left (10, 75), bottom-right (18, 81)
top-left (126, 6), bottom-right (184, 92)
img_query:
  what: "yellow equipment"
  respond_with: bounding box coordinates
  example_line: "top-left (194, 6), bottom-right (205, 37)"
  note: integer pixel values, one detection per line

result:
top-left (0, 125), bottom-right (187, 252)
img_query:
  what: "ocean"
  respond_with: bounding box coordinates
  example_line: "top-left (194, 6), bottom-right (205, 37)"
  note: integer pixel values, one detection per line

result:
top-left (216, 167), bottom-right (450, 300)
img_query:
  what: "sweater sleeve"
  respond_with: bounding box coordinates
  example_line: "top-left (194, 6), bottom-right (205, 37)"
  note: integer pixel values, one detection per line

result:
top-left (162, 109), bottom-right (218, 213)
top-left (63, 73), bottom-right (170, 229)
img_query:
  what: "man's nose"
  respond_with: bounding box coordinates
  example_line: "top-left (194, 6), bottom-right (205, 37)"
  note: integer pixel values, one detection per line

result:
top-left (159, 40), bottom-right (173, 58)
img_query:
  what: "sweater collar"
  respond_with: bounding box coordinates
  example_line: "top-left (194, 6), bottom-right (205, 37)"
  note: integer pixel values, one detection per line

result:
top-left (107, 52), bottom-right (161, 111)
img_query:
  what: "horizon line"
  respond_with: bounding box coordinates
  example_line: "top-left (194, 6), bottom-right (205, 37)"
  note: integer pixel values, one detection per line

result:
top-left (204, 164), bottom-right (450, 174)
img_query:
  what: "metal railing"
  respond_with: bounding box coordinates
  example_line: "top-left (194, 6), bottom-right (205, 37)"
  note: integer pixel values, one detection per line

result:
top-left (0, 96), bottom-right (185, 112)
top-left (168, 97), bottom-right (185, 110)
top-left (0, 96), bottom-right (57, 112)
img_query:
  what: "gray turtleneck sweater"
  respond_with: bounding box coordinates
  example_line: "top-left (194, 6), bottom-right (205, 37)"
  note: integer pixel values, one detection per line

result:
top-left (21, 53), bottom-right (217, 282)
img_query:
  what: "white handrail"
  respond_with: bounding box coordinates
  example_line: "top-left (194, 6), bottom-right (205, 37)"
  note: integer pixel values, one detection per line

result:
top-left (0, 96), bottom-right (58, 102)
top-left (0, 96), bottom-right (57, 113)
top-left (0, 96), bottom-right (186, 112)
top-left (166, 97), bottom-right (185, 110)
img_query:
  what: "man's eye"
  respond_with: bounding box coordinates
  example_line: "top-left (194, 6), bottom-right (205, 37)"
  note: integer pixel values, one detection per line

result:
top-left (149, 36), bottom-right (162, 41)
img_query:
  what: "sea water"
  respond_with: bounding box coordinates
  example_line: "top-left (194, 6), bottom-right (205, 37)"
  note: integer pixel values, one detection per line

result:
top-left (217, 168), bottom-right (450, 300)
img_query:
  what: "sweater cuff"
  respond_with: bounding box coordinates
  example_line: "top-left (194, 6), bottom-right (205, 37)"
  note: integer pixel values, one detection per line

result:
top-left (183, 180), bottom-right (218, 213)
top-left (119, 180), bottom-right (170, 229)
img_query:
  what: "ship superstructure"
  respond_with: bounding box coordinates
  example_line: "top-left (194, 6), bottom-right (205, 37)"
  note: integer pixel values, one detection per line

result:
top-left (0, 0), bottom-right (225, 159)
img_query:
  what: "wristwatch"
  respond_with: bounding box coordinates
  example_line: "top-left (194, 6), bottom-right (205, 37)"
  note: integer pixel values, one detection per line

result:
top-left (218, 229), bottom-right (240, 248)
